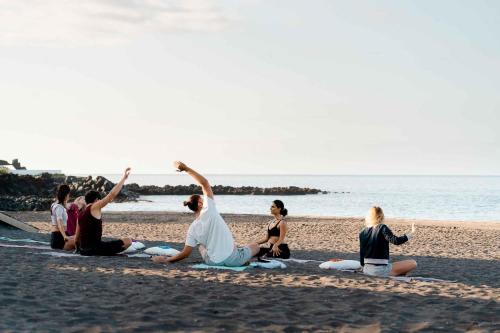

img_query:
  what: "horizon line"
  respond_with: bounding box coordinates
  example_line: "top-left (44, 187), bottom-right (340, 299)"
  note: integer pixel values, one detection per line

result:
top-left (71, 173), bottom-right (500, 177)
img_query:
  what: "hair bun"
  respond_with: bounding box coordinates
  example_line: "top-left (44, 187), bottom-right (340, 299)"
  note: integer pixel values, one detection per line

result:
top-left (281, 208), bottom-right (288, 217)
top-left (183, 201), bottom-right (189, 206)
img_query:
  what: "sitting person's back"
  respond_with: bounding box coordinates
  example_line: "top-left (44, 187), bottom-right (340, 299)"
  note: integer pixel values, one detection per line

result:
top-left (78, 204), bottom-right (103, 254)
top-left (76, 168), bottom-right (132, 256)
top-left (186, 195), bottom-right (235, 264)
top-left (359, 223), bottom-right (408, 266)
top-left (359, 206), bottom-right (417, 277)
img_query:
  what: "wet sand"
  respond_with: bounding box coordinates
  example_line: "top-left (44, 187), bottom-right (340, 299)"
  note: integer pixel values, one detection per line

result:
top-left (1, 211), bottom-right (499, 332)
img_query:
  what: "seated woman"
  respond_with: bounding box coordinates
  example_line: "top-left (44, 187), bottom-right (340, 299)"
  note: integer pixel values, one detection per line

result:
top-left (256, 200), bottom-right (291, 259)
top-left (50, 184), bottom-right (76, 251)
top-left (65, 196), bottom-right (85, 237)
top-left (152, 161), bottom-right (260, 266)
top-left (76, 168), bottom-right (132, 256)
top-left (359, 206), bottom-right (417, 277)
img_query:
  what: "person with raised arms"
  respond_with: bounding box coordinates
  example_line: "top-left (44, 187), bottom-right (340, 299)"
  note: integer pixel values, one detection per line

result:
top-left (359, 206), bottom-right (417, 277)
top-left (152, 161), bottom-right (260, 266)
top-left (76, 168), bottom-right (133, 256)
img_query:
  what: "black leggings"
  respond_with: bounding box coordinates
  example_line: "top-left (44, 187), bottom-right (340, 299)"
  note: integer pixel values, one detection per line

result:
top-left (79, 240), bottom-right (125, 256)
top-left (50, 232), bottom-right (66, 249)
top-left (258, 243), bottom-right (290, 259)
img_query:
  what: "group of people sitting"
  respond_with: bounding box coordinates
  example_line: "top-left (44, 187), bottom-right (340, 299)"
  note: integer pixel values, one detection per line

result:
top-left (49, 161), bottom-right (417, 278)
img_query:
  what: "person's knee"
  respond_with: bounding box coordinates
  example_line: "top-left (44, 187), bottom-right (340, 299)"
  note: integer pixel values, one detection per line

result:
top-left (410, 259), bottom-right (417, 269)
top-left (252, 243), bottom-right (260, 256)
top-left (248, 243), bottom-right (260, 256)
top-left (122, 238), bottom-right (132, 248)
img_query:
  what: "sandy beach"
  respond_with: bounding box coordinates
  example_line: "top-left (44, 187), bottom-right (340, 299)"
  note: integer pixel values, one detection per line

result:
top-left (1, 211), bottom-right (499, 332)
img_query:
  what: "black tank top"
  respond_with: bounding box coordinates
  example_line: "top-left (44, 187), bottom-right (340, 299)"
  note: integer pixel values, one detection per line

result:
top-left (77, 205), bottom-right (103, 250)
top-left (267, 220), bottom-right (281, 237)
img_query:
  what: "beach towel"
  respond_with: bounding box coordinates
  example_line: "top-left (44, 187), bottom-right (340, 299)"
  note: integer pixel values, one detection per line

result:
top-left (192, 263), bottom-right (248, 272)
top-left (38, 251), bottom-right (86, 258)
top-left (0, 236), bottom-right (50, 245)
top-left (319, 259), bottom-right (362, 271)
top-left (144, 245), bottom-right (180, 256)
top-left (38, 250), bottom-right (152, 258)
top-left (250, 259), bottom-right (286, 269)
top-left (126, 253), bottom-right (152, 258)
top-left (119, 241), bottom-right (146, 254)
top-left (390, 276), bottom-right (453, 283)
top-left (0, 242), bottom-right (52, 250)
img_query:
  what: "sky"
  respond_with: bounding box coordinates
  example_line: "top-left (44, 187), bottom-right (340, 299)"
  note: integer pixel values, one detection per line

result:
top-left (1, 0), bottom-right (499, 175)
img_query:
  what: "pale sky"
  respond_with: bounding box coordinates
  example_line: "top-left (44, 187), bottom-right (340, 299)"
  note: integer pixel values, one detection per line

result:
top-left (1, 0), bottom-right (499, 175)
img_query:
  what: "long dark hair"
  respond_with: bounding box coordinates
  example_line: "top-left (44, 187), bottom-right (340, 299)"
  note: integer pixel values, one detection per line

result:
top-left (55, 184), bottom-right (71, 205)
top-left (184, 195), bottom-right (201, 212)
top-left (273, 200), bottom-right (288, 217)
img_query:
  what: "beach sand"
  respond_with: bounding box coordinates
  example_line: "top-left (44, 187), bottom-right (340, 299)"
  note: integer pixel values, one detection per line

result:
top-left (1, 211), bottom-right (499, 332)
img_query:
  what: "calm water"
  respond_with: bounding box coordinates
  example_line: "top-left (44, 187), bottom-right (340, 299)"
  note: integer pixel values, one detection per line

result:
top-left (94, 174), bottom-right (500, 221)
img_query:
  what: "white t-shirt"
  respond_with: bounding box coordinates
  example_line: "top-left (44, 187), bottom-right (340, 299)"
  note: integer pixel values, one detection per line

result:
top-left (50, 203), bottom-right (67, 227)
top-left (185, 196), bottom-right (235, 264)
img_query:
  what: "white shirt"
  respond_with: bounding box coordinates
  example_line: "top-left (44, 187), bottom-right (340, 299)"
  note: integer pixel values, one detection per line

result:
top-left (185, 196), bottom-right (235, 264)
top-left (50, 203), bottom-right (67, 227)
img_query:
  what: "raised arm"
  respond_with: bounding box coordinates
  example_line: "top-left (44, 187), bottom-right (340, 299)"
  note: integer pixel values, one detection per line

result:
top-left (92, 168), bottom-right (131, 213)
top-left (173, 161), bottom-right (213, 199)
top-left (380, 224), bottom-right (409, 245)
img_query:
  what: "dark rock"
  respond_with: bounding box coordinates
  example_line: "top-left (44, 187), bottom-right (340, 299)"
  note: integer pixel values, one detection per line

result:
top-left (0, 173), bottom-right (138, 211)
top-left (123, 183), bottom-right (326, 196)
top-left (0, 173), bottom-right (328, 211)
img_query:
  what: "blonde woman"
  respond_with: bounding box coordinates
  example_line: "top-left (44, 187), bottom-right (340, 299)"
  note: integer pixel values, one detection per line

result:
top-left (359, 206), bottom-right (417, 277)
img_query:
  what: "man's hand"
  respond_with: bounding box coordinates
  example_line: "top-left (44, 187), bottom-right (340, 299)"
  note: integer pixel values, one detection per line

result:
top-left (173, 161), bottom-right (188, 172)
top-left (152, 256), bottom-right (172, 264)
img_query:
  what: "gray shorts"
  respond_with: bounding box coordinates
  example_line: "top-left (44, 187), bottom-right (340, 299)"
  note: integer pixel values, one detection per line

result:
top-left (363, 263), bottom-right (392, 277)
top-left (206, 246), bottom-right (252, 267)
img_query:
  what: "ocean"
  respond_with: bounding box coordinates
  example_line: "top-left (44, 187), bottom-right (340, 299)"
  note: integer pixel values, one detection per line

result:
top-left (95, 174), bottom-right (500, 222)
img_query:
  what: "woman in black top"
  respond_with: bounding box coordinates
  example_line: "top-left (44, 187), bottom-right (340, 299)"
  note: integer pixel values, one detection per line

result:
top-left (359, 206), bottom-right (417, 277)
top-left (256, 200), bottom-right (290, 259)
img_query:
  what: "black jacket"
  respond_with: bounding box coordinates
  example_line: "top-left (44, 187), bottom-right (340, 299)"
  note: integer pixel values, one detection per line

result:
top-left (359, 224), bottom-right (408, 266)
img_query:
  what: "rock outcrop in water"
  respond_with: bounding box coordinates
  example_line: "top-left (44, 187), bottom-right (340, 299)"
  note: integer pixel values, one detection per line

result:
top-left (0, 173), bottom-right (328, 211)
top-left (0, 173), bottom-right (137, 211)
top-left (124, 183), bottom-right (326, 196)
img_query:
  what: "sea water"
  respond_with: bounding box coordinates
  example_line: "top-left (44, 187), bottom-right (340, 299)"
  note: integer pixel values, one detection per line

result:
top-left (95, 174), bottom-right (500, 221)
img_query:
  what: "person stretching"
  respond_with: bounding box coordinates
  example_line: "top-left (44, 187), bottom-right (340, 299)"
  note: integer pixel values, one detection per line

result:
top-left (152, 161), bottom-right (260, 266)
top-left (359, 206), bottom-right (417, 277)
top-left (77, 168), bottom-right (132, 256)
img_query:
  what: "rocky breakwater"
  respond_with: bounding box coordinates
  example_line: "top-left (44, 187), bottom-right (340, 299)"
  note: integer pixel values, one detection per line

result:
top-left (124, 183), bottom-right (328, 196)
top-left (0, 173), bottom-right (138, 211)
top-left (0, 173), bottom-right (328, 211)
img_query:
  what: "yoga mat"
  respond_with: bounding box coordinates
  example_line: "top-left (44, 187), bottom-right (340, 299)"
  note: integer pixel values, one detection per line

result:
top-left (0, 242), bottom-right (52, 250)
top-left (38, 251), bottom-right (86, 258)
top-left (0, 236), bottom-right (50, 245)
top-left (126, 253), bottom-right (152, 258)
top-left (192, 264), bottom-right (248, 272)
top-left (280, 258), bottom-right (322, 263)
top-left (390, 276), bottom-right (453, 283)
